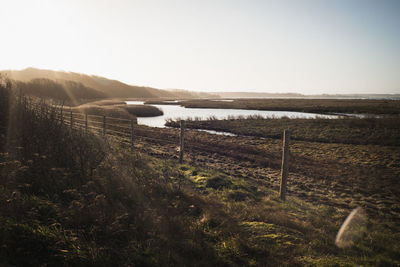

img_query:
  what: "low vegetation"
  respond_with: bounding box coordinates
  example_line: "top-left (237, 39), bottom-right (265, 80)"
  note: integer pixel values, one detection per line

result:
top-left (164, 116), bottom-right (400, 223)
top-left (72, 101), bottom-right (163, 120)
top-left (177, 98), bottom-right (400, 115)
top-left (122, 104), bottom-right (163, 117)
top-left (166, 116), bottom-right (400, 146)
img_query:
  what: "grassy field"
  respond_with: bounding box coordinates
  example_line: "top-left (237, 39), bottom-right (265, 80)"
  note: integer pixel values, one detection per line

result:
top-left (1, 84), bottom-right (400, 265)
top-left (166, 116), bottom-right (400, 146)
top-left (136, 122), bottom-right (400, 215)
top-left (131, 123), bottom-right (400, 266)
top-left (158, 98), bottom-right (400, 115)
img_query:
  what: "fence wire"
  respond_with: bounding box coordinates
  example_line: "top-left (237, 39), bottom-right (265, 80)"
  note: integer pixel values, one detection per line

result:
top-left (28, 101), bottom-right (267, 161)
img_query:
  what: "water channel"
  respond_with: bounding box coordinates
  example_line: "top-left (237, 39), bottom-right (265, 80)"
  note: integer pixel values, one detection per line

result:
top-left (126, 101), bottom-right (338, 130)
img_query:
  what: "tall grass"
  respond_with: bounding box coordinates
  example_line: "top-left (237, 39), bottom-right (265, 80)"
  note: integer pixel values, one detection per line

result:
top-left (0, 91), bottom-right (244, 265)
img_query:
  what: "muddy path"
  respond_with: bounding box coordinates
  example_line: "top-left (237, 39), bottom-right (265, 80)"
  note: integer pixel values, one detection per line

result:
top-left (125, 126), bottom-right (400, 222)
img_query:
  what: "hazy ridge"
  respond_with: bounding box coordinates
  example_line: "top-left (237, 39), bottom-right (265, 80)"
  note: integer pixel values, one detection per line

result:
top-left (2, 68), bottom-right (399, 101)
top-left (1, 68), bottom-right (215, 99)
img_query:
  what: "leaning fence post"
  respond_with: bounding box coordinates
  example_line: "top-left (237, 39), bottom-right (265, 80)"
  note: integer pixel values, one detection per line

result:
top-left (103, 115), bottom-right (106, 136)
top-left (70, 110), bottom-right (73, 130)
top-left (130, 120), bottom-right (134, 151)
top-left (179, 120), bottom-right (185, 164)
top-left (280, 130), bottom-right (290, 201)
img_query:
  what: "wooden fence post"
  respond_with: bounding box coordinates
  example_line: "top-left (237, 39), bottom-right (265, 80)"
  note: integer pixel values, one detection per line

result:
top-left (18, 89), bottom-right (22, 106)
top-left (130, 120), bottom-right (134, 151)
top-left (280, 130), bottom-right (290, 201)
top-left (103, 116), bottom-right (106, 136)
top-left (60, 107), bottom-right (64, 125)
top-left (179, 120), bottom-right (185, 164)
top-left (85, 114), bottom-right (88, 133)
top-left (70, 110), bottom-right (73, 130)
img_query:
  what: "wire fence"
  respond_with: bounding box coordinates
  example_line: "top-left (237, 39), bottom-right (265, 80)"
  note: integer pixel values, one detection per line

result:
top-left (33, 102), bottom-right (265, 151)
top-left (28, 101), bottom-right (275, 150)
top-left (28, 101), bottom-right (181, 147)
top-left (25, 99), bottom-right (290, 200)
top-left (27, 101), bottom-right (269, 160)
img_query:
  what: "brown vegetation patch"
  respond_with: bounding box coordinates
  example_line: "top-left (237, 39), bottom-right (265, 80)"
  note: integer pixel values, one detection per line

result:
top-left (72, 101), bottom-right (163, 119)
top-left (72, 104), bottom-right (135, 120)
top-left (179, 98), bottom-right (400, 115)
top-left (167, 117), bottom-right (400, 146)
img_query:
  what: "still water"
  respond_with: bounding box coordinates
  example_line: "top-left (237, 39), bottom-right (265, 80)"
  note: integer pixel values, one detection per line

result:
top-left (126, 101), bottom-right (338, 128)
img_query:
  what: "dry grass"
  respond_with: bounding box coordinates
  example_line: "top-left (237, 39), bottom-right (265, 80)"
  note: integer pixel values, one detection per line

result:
top-left (82, 99), bottom-right (127, 106)
top-left (120, 104), bottom-right (163, 117)
top-left (72, 104), bottom-right (136, 120)
top-left (166, 116), bottom-right (400, 146)
top-left (179, 98), bottom-right (400, 115)
top-left (71, 101), bottom-right (163, 119)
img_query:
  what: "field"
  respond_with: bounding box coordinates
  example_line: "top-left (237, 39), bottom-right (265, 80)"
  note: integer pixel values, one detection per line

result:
top-left (132, 119), bottom-right (400, 265)
top-left (164, 116), bottom-right (400, 217)
top-left (148, 98), bottom-right (400, 115)
top-left (1, 87), bottom-right (400, 265)
top-left (166, 116), bottom-right (400, 146)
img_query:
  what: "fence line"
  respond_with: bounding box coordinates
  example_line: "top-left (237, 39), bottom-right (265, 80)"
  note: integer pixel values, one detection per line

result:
top-left (28, 101), bottom-right (291, 198)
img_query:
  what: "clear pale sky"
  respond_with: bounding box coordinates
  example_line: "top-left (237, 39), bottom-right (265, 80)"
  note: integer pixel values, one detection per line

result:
top-left (1, 0), bottom-right (399, 94)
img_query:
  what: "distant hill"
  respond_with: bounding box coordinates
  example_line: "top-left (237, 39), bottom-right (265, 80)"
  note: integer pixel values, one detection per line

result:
top-left (1, 68), bottom-right (184, 99)
top-left (13, 78), bottom-right (107, 104)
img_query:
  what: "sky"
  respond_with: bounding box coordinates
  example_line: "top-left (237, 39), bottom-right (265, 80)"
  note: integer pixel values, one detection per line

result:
top-left (1, 0), bottom-right (399, 94)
